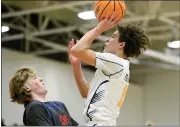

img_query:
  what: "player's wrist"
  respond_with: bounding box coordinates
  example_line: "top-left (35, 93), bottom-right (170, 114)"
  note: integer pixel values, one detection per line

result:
top-left (72, 62), bottom-right (81, 68)
top-left (95, 26), bottom-right (105, 34)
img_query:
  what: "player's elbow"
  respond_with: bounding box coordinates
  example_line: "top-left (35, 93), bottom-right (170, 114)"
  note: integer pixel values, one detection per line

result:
top-left (70, 47), bottom-right (83, 58)
top-left (80, 87), bottom-right (89, 98)
top-left (81, 93), bottom-right (87, 98)
top-left (79, 91), bottom-right (88, 98)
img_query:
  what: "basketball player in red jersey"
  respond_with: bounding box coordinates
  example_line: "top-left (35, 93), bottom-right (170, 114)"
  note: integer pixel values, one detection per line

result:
top-left (69, 12), bottom-right (150, 126)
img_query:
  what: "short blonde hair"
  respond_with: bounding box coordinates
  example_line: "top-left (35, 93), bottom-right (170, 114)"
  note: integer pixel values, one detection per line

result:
top-left (9, 68), bottom-right (36, 104)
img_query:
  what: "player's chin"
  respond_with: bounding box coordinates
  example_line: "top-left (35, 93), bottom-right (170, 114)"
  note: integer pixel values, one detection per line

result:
top-left (45, 89), bottom-right (48, 94)
top-left (103, 48), bottom-right (107, 52)
top-left (103, 49), bottom-right (110, 53)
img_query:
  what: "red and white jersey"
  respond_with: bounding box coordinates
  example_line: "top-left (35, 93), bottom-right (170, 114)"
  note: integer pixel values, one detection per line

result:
top-left (83, 52), bottom-right (130, 126)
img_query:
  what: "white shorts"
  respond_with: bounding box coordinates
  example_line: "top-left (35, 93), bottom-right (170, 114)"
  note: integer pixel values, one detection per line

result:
top-left (85, 121), bottom-right (116, 126)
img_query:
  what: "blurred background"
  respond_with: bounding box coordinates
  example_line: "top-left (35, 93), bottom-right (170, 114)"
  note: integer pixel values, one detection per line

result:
top-left (1, 0), bottom-right (180, 126)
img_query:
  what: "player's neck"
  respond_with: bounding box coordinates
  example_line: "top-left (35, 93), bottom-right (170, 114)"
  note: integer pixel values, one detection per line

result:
top-left (116, 51), bottom-right (128, 60)
top-left (31, 93), bottom-right (46, 102)
top-left (120, 54), bottom-right (128, 60)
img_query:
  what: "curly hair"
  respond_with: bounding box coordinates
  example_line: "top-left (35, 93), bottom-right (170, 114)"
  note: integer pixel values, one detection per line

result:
top-left (9, 68), bottom-right (35, 104)
top-left (117, 24), bottom-right (150, 57)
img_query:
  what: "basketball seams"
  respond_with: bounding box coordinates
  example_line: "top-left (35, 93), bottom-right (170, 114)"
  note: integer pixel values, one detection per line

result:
top-left (94, 0), bottom-right (126, 22)
top-left (118, 0), bottom-right (124, 18)
top-left (93, 0), bottom-right (102, 9)
top-left (114, 0), bottom-right (115, 11)
top-left (99, 0), bottom-right (112, 21)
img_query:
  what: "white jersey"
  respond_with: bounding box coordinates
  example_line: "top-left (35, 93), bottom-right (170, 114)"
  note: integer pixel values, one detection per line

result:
top-left (83, 52), bottom-right (130, 126)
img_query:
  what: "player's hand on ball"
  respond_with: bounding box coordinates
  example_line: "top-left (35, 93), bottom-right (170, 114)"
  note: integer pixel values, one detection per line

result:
top-left (68, 39), bottom-right (81, 66)
top-left (97, 12), bottom-right (121, 32)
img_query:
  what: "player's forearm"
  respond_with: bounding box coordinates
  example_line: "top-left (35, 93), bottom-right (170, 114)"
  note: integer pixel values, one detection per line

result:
top-left (72, 64), bottom-right (89, 98)
top-left (70, 27), bottom-right (103, 53)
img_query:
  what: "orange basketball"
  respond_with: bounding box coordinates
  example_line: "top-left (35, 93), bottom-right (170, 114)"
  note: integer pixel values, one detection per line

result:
top-left (93, 0), bottom-right (126, 22)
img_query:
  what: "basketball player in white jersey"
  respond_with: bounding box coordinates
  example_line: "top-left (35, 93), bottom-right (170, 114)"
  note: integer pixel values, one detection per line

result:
top-left (68, 12), bottom-right (150, 126)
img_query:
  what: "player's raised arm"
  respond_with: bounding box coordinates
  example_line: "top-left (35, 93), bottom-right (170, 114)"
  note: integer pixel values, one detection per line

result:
top-left (68, 40), bottom-right (90, 98)
top-left (69, 12), bottom-right (121, 67)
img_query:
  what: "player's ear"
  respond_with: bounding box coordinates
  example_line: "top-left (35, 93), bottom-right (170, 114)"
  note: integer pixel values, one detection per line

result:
top-left (119, 42), bottom-right (125, 49)
top-left (22, 85), bottom-right (31, 92)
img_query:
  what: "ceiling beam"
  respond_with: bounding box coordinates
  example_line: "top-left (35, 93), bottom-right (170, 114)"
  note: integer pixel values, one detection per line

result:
top-left (31, 26), bottom-right (76, 37)
top-left (2, 1), bottom-right (94, 19)
top-left (142, 1), bottom-right (162, 30)
top-left (26, 37), bottom-right (68, 52)
top-left (4, 20), bottom-right (175, 34)
top-left (125, 10), bottom-right (134, 17)
top-left (40, 17), bottom-right (50, 31)
top-left (31, 49), bottom-right (61, 55)
top-left (2, 22), bottom-right (26, 32)
top-left (2, 34), bottom-right (24, 42)
top-left (146, 25), bottom-right (172, 32)
top-left (1, 26), bottom-right (77, 42)
top-left (83, 11), bottom-right (180, 29)
top-left (2, 24), bottom-right (175, 42)
top-left (158, 16), bottom-right (180, 28)
top-left (143, 49), bottom-right (180, 66)
top-left (2, 1), bottom-right (38, 31)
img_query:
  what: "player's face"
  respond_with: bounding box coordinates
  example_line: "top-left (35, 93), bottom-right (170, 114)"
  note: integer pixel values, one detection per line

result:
top-left (103, 31), bottom-right (121, 53)
top-left (25, 75), bottom-right (47, 96)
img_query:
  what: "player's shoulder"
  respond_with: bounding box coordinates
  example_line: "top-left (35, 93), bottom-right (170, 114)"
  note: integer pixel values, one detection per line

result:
top-left (51, 101), bottom-right (64, 106)
top-left (25, 100), bottom-right (45, 110)
top-left (96, 52), bottom-right (116, 57)
top-left (102, 53), bottom-right (129, 65)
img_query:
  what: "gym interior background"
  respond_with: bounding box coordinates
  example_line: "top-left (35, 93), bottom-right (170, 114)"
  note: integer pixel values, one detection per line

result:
top-left (1, 0), bottom-right (180, 126)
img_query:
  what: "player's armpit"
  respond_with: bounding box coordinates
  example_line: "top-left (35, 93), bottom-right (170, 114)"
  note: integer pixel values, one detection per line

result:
top-left (70, 49), bottom-right (96, 67)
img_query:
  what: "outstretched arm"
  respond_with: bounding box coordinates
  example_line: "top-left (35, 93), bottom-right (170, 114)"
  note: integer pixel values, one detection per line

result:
top-left (68, 41), bottom-right (89, 98)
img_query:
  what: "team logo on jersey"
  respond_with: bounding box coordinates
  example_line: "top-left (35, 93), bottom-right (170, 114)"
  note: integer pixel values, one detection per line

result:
top-left (59, 115), bottom-right (70, 125)
top-left (124, 74), bottom-right (130, 82)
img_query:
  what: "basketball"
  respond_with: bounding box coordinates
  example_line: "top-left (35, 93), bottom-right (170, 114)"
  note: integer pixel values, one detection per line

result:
top-left (93, 0), bottom-right (126, 22)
